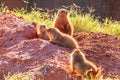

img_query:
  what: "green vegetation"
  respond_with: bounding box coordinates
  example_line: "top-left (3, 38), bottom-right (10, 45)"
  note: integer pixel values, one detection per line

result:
top-left (0, 4), bottom-right (120, 37)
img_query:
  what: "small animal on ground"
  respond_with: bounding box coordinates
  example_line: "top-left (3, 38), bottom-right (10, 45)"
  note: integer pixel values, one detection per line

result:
top-left (70, 49), bottom-right (101, 79)
top-left (38, 24), bottom-right (49, 40)
top-left (46, 28), bottom-right (78, 49)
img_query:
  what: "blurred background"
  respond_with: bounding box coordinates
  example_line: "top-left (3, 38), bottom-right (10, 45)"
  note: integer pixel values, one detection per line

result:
top-left (1, 0), bottom-right (120, 21)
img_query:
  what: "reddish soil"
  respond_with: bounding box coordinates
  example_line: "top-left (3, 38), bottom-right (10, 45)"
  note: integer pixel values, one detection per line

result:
top-left (0, 12), bottom-right (120, 80)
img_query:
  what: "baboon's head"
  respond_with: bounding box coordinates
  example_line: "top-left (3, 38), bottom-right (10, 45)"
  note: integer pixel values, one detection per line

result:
top-left (57, 9), bottom-right (68, 17)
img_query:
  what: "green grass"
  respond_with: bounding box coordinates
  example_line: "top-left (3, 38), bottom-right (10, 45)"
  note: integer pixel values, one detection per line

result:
top-left (0, 5), bottom-right (120, 37)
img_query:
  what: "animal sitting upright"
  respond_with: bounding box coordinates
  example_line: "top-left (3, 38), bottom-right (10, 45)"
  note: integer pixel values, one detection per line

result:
top-left (70, 49), bottom-right (101, 79)
top-left (53, 9), bottom-right (73, 36)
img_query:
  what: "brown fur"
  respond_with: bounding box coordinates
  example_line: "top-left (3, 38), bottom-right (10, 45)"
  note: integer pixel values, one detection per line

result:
top-left (70, 49), bottom-right (101, 79)
top-left (53, 9), bottom-right (73, 36)
top-left (46, 28), bottom-right (78, 49)
top-left (38, 24), bottom-right (49, 40)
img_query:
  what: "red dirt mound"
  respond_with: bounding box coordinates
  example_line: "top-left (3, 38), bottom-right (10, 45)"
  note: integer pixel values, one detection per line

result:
top-left (0, 39), bottom-right (75, 80)
top-left (0, 12), bottom-right (120, 80)
top-left (0, 12), bottom-right (37, 48)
